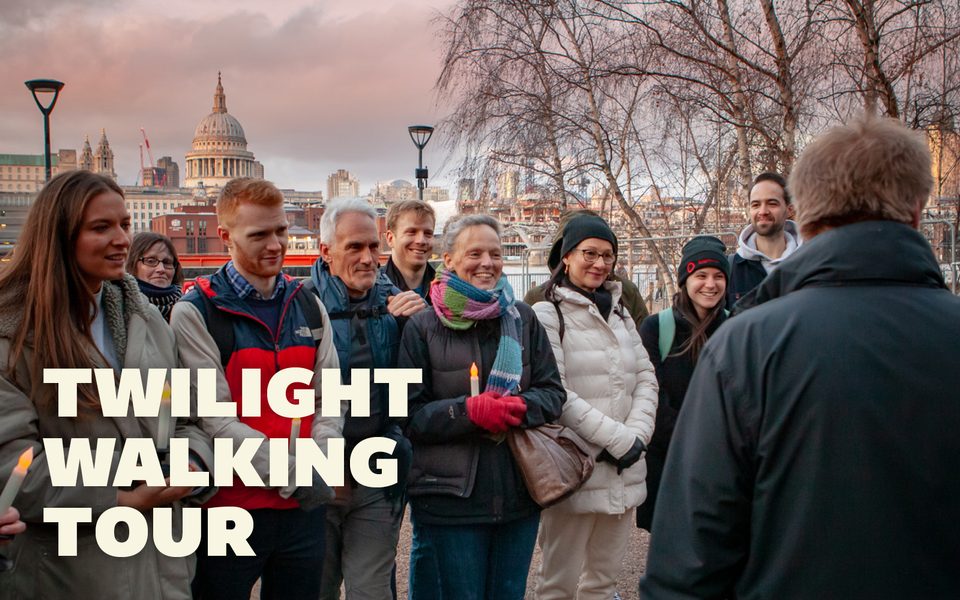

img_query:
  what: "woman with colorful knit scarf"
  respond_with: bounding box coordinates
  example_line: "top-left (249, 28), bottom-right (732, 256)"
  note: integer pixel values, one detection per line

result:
top-left (125, 232), bottom-right (184, 321)
top-left (398, 214), bottom-right (566, 600)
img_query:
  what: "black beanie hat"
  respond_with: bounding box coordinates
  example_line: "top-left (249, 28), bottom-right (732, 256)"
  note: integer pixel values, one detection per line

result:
top-left (677, 236), bottom-right (729, 286)
top-left (548, 214), bottom-right (618, 270)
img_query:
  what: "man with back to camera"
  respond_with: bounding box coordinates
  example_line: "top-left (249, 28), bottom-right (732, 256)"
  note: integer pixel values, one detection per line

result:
top-left (727, 172), bottom-right (802, 306)
top-left (308, 197), bottom-right (427, 600)
top-left (640, 116), bottom-right (960, 599)
top-left (171, 177), bottom-right (344, 600)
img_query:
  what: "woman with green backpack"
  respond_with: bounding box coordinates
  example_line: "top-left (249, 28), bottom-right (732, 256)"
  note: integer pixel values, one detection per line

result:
top-left (636, 235), bottom-right (730, 532)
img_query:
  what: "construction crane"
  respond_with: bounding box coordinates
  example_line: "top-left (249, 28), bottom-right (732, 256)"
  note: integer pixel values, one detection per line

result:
top-left (138, 127), bottom-right (166, 187)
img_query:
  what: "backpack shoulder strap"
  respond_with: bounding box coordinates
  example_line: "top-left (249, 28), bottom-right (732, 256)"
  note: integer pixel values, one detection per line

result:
top-left (296, 280), bottom-right (326, 345)
top-left (552, 299), bottom-right (565, 343)
top-left (658, 307), bottom-right (675, 362)
top-left (195, 288), bottom-right (234, 368)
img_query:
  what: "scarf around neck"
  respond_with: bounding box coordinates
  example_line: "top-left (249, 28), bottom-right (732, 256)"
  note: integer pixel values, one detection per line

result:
top-left (136, 279), bottom-right (183, 322)
top-left (430, 267), bottom-right (523, 396)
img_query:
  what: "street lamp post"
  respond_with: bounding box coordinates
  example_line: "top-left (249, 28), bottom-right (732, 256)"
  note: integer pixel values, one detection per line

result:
top-left (408, 125), bottom-right (434, 201)
top-left (24, 79), bottom-right (65, 182)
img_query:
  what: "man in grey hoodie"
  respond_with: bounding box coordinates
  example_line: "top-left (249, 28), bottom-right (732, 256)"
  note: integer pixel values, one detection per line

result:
top-left (727, 172), bottom-right (802, 306)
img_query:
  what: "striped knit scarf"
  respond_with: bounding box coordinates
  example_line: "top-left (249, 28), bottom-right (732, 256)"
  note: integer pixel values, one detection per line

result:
top-left (430, 267), bottom-right (523, 396)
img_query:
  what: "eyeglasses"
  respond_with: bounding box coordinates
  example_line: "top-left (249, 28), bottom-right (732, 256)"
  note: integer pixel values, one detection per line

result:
top-left (578, 249), bottom-right (616, 265)
top-left (139, 257), bottom-right (176, 270)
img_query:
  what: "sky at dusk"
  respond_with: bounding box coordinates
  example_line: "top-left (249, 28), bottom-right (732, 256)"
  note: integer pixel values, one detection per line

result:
top-left (0, 0), bottom-right (459, 193)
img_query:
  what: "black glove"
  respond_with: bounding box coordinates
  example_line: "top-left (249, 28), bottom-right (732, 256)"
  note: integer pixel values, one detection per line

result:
top-left (597, 449), bottom-right (619, 467)
top-left (378, 427), bottom-right (413, 507)
top-left (616, 437), bottom-right (647, 473)
top-left (292, 471), bottom-right (335, 512)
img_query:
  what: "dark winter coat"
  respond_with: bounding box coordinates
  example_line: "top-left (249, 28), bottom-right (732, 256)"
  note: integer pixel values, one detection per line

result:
top-left (641, 221), bottom-right (960, 600)
top-left (635, 307), bottom-right (727, 531)
top-left (382, 256), bottom-right (436, 304)
top-left (397, 302), bottom-right (565, 525)
top-left (725, 253), bottom-right (767, 307)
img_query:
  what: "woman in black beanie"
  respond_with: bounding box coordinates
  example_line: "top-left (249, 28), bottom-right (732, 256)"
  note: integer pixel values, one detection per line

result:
top-left (636, 235), bottom-right (730, 532)
top-left (531, 214), bottom-right (658, 599)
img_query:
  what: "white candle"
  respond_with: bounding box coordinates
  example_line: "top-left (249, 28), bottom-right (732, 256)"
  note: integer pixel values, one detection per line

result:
top-left (157, 383), bottom-right (172, 453)
top-left (470, 362), bottom-right (480, 397)
top-left (289, 417), bottom-right (301, 453)
top-left (0, 447), bottom-right (33, 515)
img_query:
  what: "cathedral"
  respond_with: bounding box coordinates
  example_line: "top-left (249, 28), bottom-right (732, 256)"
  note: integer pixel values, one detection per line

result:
top-left (183, 73), bottom-right (264, 189)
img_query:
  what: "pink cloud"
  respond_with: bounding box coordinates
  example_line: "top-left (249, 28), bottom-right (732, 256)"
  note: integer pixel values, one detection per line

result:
top-left (0, 1), bottom-right (455, 191)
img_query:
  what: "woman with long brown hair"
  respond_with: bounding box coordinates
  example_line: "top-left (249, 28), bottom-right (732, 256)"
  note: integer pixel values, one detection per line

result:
top-left (0, 170), bottom-right (213, 599)
top-left (635, 235), bottom-right (730, 532)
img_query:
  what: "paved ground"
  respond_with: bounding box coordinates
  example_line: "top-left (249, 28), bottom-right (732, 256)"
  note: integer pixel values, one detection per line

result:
top-left (253, 512), bottom-right (651, 599)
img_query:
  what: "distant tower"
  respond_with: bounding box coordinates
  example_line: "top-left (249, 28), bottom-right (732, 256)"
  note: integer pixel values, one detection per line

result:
top-left (79, 136), bottom-right (94, 171)
top-left (93, 129), bottom-right (116, 180)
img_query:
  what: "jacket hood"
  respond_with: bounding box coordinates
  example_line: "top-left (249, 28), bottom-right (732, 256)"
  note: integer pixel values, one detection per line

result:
top-left (737, 220), bottom-right (802, 262)
top-left (737, 220), bottom-right (945, 311)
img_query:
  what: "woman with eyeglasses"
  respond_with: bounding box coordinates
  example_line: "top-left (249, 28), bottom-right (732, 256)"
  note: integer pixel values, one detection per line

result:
top-left (530, 214), bottom-right (658, 600)
top-left (126, 232), bottom-right (184, 321)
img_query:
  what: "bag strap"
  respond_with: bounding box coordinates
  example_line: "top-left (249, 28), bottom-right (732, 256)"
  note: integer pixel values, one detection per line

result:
top-left (552, 300), bottom-right (565, 343)
top-left (196, 289), bottom-right (234, 368)
top-left (658, 307), bottom-right (675, 362)
top-left (657, 306), bottom-right (730, 361)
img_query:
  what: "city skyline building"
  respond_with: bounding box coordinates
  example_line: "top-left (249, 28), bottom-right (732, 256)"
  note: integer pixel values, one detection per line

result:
top-left (327, 168), bottom-right (360, 201)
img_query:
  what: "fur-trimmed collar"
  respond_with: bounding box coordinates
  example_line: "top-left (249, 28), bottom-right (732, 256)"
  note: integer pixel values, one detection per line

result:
top-left (0, 274), bottom-right (150, 364)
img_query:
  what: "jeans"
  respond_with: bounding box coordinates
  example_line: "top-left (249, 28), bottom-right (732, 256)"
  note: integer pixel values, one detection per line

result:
top-left (192, 507), bottom-right (326, 600)
top-left (410, 512), bottom-right (540, 600)
top-left (407, 510), bottom-right (440, 599)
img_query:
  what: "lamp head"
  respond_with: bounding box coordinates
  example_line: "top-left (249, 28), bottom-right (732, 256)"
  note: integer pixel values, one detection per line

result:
top-left (25, 79), bottom-right (65, 113)
top-left (408, 125), bottom-right (434, 150)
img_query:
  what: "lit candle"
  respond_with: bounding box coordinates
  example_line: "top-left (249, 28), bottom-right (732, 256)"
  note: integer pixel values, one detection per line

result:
top-left (157, 383), bottom-right (172, 453)
top-left (470, 362), bottom-right (480, 397)
top-left (0, 447), bottom-right (33, 515)
top-left (289, 417), bottom-right (301, 453)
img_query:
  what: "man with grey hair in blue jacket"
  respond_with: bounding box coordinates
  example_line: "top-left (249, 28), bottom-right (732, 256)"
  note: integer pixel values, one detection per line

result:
top-left (310, 197), bottom-right (427, 600)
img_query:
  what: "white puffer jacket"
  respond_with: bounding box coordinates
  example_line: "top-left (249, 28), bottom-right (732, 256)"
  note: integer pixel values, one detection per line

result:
top-left (532, 282), bottom-right (658, 514)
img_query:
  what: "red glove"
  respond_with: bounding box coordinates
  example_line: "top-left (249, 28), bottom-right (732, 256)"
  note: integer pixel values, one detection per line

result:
top-left (500, 395), bottom-right (528, 420)
top-left (467, 393), bottom-right (526, 433)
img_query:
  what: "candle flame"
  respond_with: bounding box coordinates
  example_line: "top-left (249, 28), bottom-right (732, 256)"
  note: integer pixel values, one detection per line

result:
top-left (161, 382), bottom-right (172, 402)
top-left (470, 363), bottom-right (478, 377)
top-left (17, 447), bottom-right (33, 470)
top-left (292, 417), bottom-right (301, 424)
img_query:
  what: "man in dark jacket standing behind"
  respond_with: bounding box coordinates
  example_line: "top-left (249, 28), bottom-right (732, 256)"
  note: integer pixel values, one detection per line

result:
top-left (641, 116), bottom-right (960, 599)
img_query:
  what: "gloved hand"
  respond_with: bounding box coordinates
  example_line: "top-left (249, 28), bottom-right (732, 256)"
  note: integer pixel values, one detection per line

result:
top-left (499, 395), bottom-right (528, 420)
top-left (292, 470), bottom-right (335, 512)
top-left (616, 437), bottom-right (647, 473)
top-left (466, 392), bottom-right (526, 433)
top-left (597, 449), bottom-right (620, 469)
